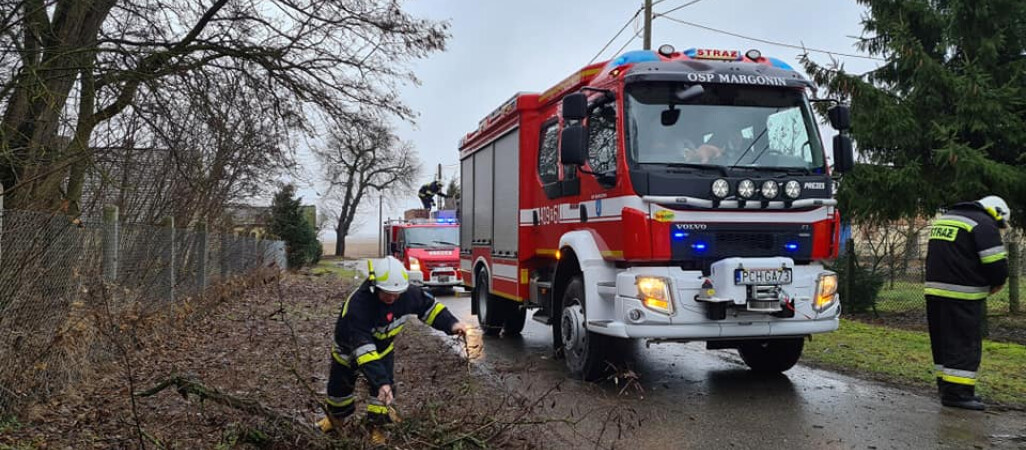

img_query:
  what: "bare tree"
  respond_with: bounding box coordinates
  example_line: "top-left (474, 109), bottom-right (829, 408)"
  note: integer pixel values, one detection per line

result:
top-left (316, 116), bottom-right (419, 257)
top-left (0, 0), bottom-right (448, 214)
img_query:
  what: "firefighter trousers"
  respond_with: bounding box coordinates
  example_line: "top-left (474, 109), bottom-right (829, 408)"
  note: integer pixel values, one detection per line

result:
top-left (926, 295), bottom-right (983, 401)
top-left (325, 350), bottom-right (395, 425)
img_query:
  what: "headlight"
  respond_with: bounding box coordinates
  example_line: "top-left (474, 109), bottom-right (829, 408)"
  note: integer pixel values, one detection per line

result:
top-left (814, 272), bottom-right (838, 311)
top-left (636, 276), bottom-right (673, 315)
top-left (761, 180), bottom-right (779, 199)
top-left (784, 180), bottom-right (801, 199)
top-left (711, 178), bottom-right (730, 198)
top-left (737, 179), bottom-right (756, 199)
top-left (409, 257), bottom-right (421, 272)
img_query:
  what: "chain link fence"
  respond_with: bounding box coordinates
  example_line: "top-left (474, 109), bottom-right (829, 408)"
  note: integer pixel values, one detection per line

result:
top-left (0, 207), bottom-right (286, 414)
top-left (842, 221), bottom-right (1023, 318)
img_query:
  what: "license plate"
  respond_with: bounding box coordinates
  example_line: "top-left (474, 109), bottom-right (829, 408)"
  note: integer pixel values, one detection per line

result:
top-left (438, 276), bottom-right (450, 282)
top-left (734, 268), bottom-right (792, 285)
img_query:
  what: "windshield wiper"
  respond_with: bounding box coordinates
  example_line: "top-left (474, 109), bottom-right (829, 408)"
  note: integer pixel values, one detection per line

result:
top-left (432, 240), bottom-right (458, 246)
top-left (407, 242), bottom-right (429, 247)
top-left (730, 126), bottom-right (770, 169)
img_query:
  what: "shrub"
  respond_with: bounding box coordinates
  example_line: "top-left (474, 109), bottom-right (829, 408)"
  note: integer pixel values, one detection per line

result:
top-left (830, 246), bottom-right (885, 314)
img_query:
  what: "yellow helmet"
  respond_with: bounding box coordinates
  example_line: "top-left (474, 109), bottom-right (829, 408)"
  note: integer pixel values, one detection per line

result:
top-left (367, 256), bottom-right (410, 294)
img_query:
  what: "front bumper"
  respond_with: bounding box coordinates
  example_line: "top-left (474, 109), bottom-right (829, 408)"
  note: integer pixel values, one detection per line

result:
top-left (586, 257), bottom-right (840, 340)
top-left (409, 267), bottom-right (460, 287)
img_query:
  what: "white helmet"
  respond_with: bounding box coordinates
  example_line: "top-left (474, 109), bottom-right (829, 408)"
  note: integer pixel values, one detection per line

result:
top-left (367, 256), bottom-right (410, 294)
top-left (978, 195), bottom-right (1011, 228)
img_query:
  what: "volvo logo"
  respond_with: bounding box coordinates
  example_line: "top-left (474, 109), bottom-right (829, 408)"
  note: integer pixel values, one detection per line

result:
top-left (676, 223), bottom-right (708, 230)
top-left (803, 182), bottom-right (826, 190)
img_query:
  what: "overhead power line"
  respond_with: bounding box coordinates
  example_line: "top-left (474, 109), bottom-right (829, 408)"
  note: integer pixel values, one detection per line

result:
top-left (653, 0), bottom-right (708, 18)
top-left (658, 15), bottom-right (884, 61)
top-left (588, 7), bottom-right (644, 64)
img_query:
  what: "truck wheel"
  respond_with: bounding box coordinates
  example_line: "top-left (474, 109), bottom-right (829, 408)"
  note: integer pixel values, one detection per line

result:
top-left (560, 276), bottom-right (608, 381)
top-left (737, 338), bottom-right (805, 373)
top-left (473, 271), bottom-right (504, 336)
top-left (503, 303), bottom-right (527, 336)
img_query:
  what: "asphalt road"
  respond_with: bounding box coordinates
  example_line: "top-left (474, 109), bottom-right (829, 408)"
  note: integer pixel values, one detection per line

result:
top-left (434, 290), bottom-right (1026, 450)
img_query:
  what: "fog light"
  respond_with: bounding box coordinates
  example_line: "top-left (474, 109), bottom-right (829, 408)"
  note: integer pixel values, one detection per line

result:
top-left (738, 179), bottom-right (756, 199)
top-left (761, 180), bottom-right (779, 199)
top-left (409, 257), bottom-right (420, 272)
top-left (637, 276), bottom-right (673, 315)
top-left (711, 178), bottom-right (729, 198)
top-left (628, 309), bottom-right (643, 322)
top-left (814, 272), bottom-right (838, 311)
top-left (784, 180), bottom-right (801, 199)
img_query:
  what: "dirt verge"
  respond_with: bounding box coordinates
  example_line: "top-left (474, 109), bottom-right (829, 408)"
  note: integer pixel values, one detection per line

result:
top-left (0, 271), bottom-right (556, 449)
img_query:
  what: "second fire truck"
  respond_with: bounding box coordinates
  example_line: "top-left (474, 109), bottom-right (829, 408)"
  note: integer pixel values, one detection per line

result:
top-left (382, 210), bottom-right (461, 292)
top-left (458, 45), bottom-right (853, 379)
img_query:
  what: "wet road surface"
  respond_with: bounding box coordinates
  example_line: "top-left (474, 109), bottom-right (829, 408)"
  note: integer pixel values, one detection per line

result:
top-left (434, 291), bottom-right (1026, 449)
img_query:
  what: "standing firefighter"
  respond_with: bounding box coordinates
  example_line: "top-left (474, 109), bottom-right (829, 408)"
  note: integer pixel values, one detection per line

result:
top-left (418, 180), bottom-right (448, 210)
top-left (925, 195), bottom-right (1011, 411)
top-left (317, 256), bottom-right (467, 438)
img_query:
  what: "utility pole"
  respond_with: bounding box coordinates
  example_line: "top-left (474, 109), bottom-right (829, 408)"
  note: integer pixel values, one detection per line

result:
top-left (436, 163), bottom-right (443, 210)
top-left (378, 194), bottom-right (383, 257)
top-left (643, 0), bottom-right (653, 50)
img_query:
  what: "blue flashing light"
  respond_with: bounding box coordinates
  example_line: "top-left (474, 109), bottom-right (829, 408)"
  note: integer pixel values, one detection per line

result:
top-left (436, 219), bottom-right (445, 223)
top-left (447, 218), bottom-right (456, 223)
top-left (784, 241), bottom-right (800, 252)
top-left (682, 48), bottom-right (697, 58)
top-left (672, 231), bottom-right (688, 240)
top-left (608, 50), bottom-right (661, 70)
top-left (767, 57), bottom-right (794, 71)
top-left (691, 241), bottom-right (709, 252)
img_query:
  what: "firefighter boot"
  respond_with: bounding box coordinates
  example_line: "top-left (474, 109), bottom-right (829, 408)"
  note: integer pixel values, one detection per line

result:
top-left (940, 382), bottom-right (985, 411)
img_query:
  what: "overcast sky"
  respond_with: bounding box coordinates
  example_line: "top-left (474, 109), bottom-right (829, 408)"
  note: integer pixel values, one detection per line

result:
top-left (305, 0), bottom-right (880, 240)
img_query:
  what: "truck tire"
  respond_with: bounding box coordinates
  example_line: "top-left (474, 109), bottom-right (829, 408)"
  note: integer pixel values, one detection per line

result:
top-left (503, 303), bottom-right (527, 336)
top-left (559, 276), bottom-right (608, 381)
top-left (737, 338), bottom-right (805, 373)
top-left (473, 271), bottom-right (504, 336)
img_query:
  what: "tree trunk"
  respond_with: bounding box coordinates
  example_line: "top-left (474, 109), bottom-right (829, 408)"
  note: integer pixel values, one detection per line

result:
top-left (335, 227), bottom-right (345, 258)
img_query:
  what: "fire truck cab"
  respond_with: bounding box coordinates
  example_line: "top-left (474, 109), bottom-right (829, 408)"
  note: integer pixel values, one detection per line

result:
top-left (458, 46), bottom-right (854, 380)
top-left (382, 211), bottom-right (461, 291)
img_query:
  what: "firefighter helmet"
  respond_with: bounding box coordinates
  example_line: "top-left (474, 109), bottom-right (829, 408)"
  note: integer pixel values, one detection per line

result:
top-left (367, 256), bottom-right (410, 294)
top-left (978, 195), bottom-right (1011, 228)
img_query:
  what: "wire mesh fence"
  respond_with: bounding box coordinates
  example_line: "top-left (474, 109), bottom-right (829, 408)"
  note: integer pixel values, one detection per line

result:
top-left (0, 207), bottom-right (287, 414)
top-left (842, 223), bottom-right (1023, 318)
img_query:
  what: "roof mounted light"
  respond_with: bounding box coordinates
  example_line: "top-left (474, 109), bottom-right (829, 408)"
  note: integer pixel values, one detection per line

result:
top-left (658, 44), bottom-right (676, 57)
top-left (745, 49), bottom-right (762, 60)
top-left (761, 180), bottom-right (779, 199)
top-left (711, 179), bottom-right (730, 199)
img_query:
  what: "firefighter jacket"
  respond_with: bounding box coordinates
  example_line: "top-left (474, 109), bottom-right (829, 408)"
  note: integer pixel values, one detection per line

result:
top-left (332, 280), bottom-right (458, 388)
top-left (418, 182), bottom-right (446, 200)
top-left (925, 203), bottom-right (1009, 300)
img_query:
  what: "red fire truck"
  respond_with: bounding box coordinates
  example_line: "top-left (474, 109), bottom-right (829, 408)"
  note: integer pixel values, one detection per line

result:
top-left (382, 210), bottom-right (460, 292)
top-left (458, 45), bottom-right (854, 379)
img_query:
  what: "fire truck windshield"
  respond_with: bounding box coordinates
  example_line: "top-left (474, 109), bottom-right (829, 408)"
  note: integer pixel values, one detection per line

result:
top-left (625, 82), bottom-right (825, 172)
top-left (404, 227), bottom-right (459, 248)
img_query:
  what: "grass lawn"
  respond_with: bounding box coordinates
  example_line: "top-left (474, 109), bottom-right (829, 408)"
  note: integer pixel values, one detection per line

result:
top-left (874, 282), bottom-right (1019, 314)
top-left (803, 319), bottom-right (1026, 407)
top-left (309, 258), bottom-right (360, 280)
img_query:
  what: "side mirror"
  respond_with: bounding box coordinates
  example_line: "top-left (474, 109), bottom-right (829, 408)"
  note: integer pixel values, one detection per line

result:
top-left (833, 134), bottom-right (854, 173)
top-left (560, 124), bottom-right (587, 165)
top-left (828, 104), bottom-right (851, 131)
top-left (562, 93), bottom-right (588, 121)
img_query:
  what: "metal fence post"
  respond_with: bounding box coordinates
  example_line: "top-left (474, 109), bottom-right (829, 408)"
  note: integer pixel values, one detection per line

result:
top-left (0, 185), bottom-right (3, 268)
top-left (1009, 240), bottom-right (1020, 314)
top-left (220, 231), bottom-right (230, 279)
top-left (160, 216), bottom-right (175, 303)
top-left (196, 222), bottom-right (208, 290)
top-left (103, 206), bottom-right (119, 283)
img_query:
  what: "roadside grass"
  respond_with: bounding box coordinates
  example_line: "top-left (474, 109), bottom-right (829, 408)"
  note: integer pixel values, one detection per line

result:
top-left (875, 282), bottom-right (1018, 314)
top-left (803, 319), bottom-right (1026, 407)
top-left (310, 259), bottom-right (359, 279)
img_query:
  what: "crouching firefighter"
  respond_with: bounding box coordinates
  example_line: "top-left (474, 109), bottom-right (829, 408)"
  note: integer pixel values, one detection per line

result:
top-left (925, 195), bottom-right (1011, 411)
top-left (317, 256), bottom-right (467, 434)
